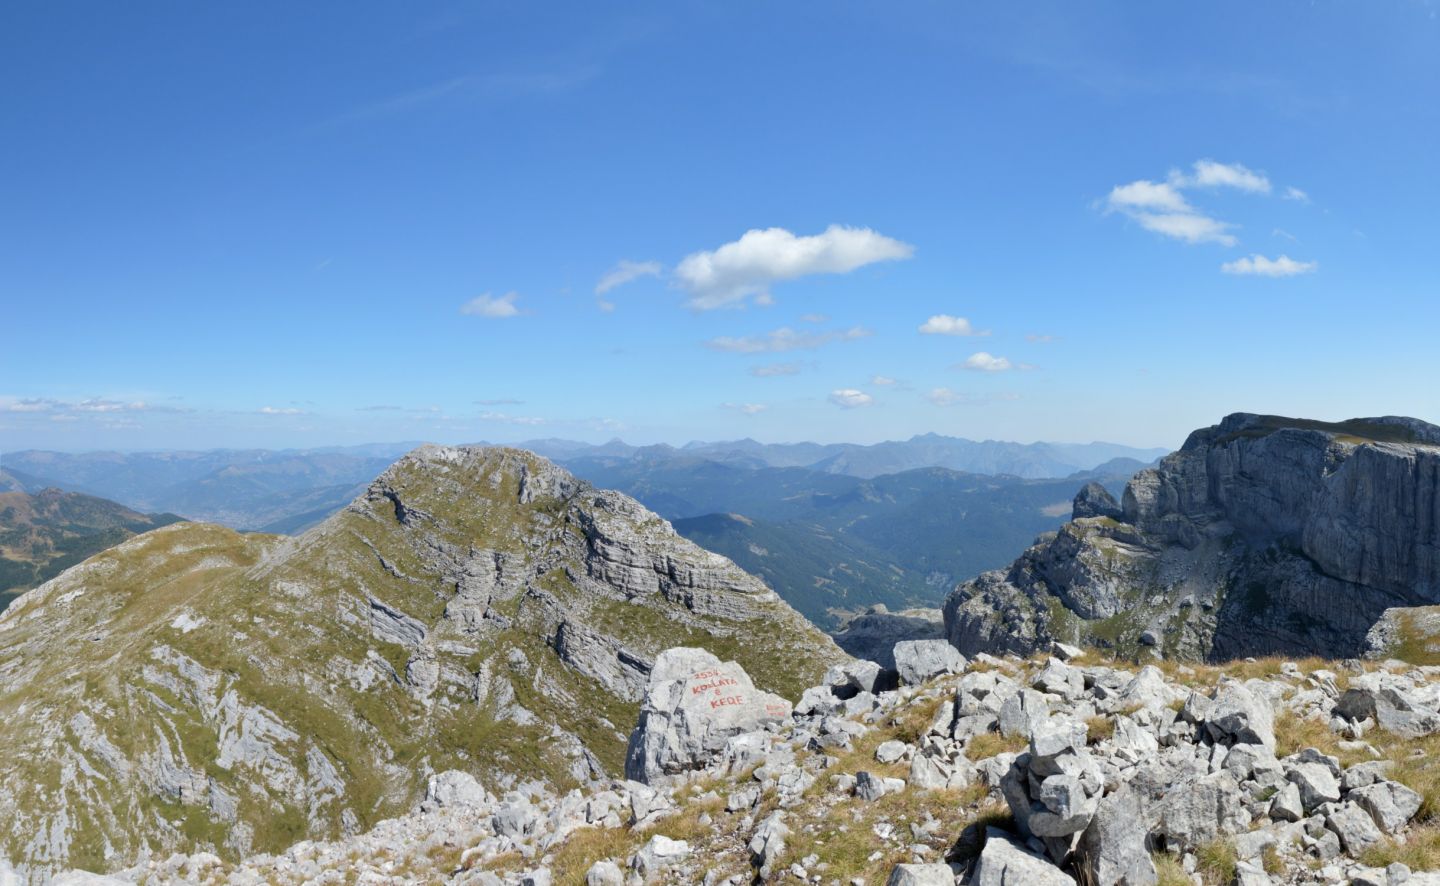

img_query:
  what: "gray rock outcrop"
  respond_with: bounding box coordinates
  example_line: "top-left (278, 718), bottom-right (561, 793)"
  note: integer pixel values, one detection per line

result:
top-left (945, 414), bottom-right (1440, 661)
top-left (624, 648), bottom-right (792, 783)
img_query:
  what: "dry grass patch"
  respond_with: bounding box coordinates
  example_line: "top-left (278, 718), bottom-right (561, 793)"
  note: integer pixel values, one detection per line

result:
top-left (967, 731), bottom-right (1029, 761)
top-left (781, 788), bottom-right (1000, 883)
top-left (1359, 824), bottom-right (1440, 871)
top-left (1274, 711), bottom-right (1352, 762)
top-left (1194, 838), bottom-right (1238, 886)
top-left (1152, 851), bottom-right (1191, 886)
top-left (1086, 715), bottom-right (1116, 745)
top-left (547, 827), bottom-right (635, 883)
top-left (1393, 612), bottom-right (1440, 666)
top-left (1369, 732), bottom-right (1440, 823)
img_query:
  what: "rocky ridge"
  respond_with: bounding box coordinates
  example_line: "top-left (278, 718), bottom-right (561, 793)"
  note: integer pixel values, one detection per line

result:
top-left (944, 414), bottom-right (1440, 662)
top-left (48, 641), bottom-right (1440, 886)
top-left (0, 447), bottom-right (843, 881)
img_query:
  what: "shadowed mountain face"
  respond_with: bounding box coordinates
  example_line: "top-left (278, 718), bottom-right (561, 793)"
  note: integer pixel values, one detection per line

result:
top-left (0, 478), bottom-right (182, 610)
top-left (945, 413), bottom-right (1440, 661)
top-left (0, 447), bottom-right (843, 880)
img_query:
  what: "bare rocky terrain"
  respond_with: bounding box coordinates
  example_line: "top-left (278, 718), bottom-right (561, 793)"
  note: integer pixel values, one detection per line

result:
top-left (36, 641), bottom-right (1440, 886)
top-left (5, 414), bottom-right (1440, 886)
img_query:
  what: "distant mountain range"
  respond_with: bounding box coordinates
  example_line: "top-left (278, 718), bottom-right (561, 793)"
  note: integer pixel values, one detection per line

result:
top-left (520, 434), bottom-right (1168, 480)
top-left (0, 434), bottom-right (1161, 534)
top-left (0, 470), bottom-right (182, 609)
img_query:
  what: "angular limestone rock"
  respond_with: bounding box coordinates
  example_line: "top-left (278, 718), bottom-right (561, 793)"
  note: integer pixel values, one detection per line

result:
top-left (624, 648), bottom-right (792, 783)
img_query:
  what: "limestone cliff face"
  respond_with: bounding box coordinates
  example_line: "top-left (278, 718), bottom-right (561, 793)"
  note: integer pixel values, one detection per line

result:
top-left (944, 414), bottom-right (1440, 661)
top-left (0, 446), bottom-right (843, 882)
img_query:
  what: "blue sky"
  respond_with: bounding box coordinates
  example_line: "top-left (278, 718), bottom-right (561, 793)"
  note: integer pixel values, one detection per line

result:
top-left (3, 2), bottom-right (1438, 452)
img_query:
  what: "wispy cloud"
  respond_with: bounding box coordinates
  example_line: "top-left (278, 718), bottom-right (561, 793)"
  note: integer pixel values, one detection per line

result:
top-left (460, 292), bottom-right (521, 318)
top-left (705, 325), bottom-right (872, 354)
top-left (478, 411), bottom-right (546, 426)
top-left (828, 389), bottom-right (874, 409)
top-left (1, 396), bottom-right (187, 415)
top-left (358, 405), bottom-right (403, 411)
top-left (722, 402), bottom-right (768, 416)
top-left (316, 66), bottom-right (601, 131)
top-left (918, 314), bottom-right (989, 336)
top-left (870, 375), bottom-right (898, 386)
top-left (258, 406), bottom-right (307, 416)
top-left (1220, 254), bottom-right (1317, 277)
top-left (1283, 186), bottom-right (1310, 203)
top-left (929, 388), bottom-right (1020, 406)
top-left (475, 398), bottom-right (524, 406)
top-left (674, 225), bottom-right (913, 310)
top-left (1103, 159), bottom-right (1276, 247)
top-left (749, 362), bottom-right (804, 377)
top-left (1185, 160), bottom-right (1271, 193)
top-left (1026, 334), bottom-right (1057, 343)
top-left (595, 259), bottom-right (662, 295)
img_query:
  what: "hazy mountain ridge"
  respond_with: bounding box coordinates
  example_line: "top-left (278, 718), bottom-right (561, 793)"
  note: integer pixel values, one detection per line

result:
top-left (0, 478), bottom-right (182, 609)
top-left (526, 433), bottom-right (1169, 480)
top-left (1, 446), bottom-right (416, 532)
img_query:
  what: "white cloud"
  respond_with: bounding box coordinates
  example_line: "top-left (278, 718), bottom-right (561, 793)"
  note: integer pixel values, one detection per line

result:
top-left (722, 402), bottom-right (768, 415)
top-left (475, 398), bottom-right (524, 406)
top-left (1104, 160), bottom-right (1277, 248)
top-left (749, 362), bottom-right (803, 377)
top-left (960, 352), bottom-right (1014, 372)
top-left (460, 292), bottom-right (521, 318)
top-left (1283, 186), bottom-right (1310, 203)
top-left (828, 389), bottom-right (874, 409)
top-left (918, 314), bottom-right (989, 336)
top-left (798, 313), bottom-right (829, 324)
top-left (1220, 254), bottom-right (1318, 277)
top-left (1107, 180), bottom-right (1191, 213)
top-left (1184, 160), bottom-right (1271, 193)
top-left (674, 225), bottom-right (914, 310)
top-left (870, 375), bottom-right (898, 386)
top-left (1272, 228), bottom-right (1299, 242)
top-left (258, 406), bottom-right (306, 415)
top-left (595, 259), bottom-right (662, 295)
top-left (705, 326), bottom-right (871, 354)
top-left (1130, 211), bottom-right (1237, 246)
top-left (596, 299), bottom-right (616, 313)
top-left (1026, 333), bottom-right (1056, 343)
